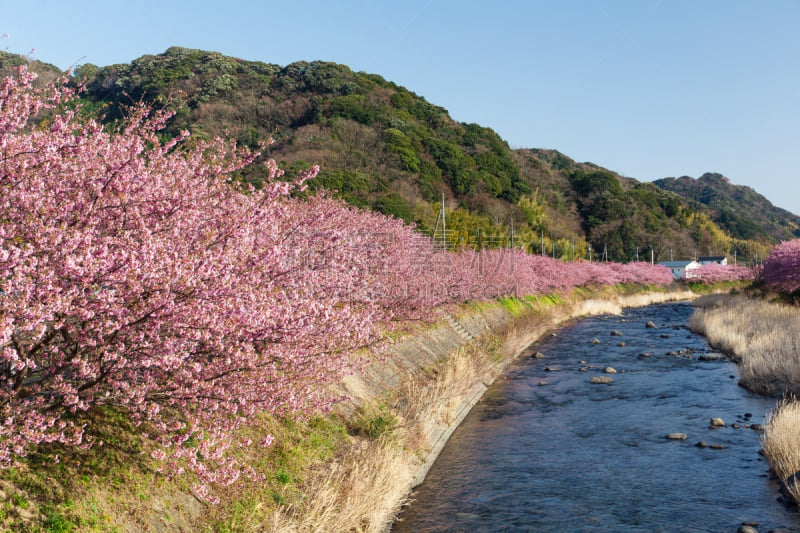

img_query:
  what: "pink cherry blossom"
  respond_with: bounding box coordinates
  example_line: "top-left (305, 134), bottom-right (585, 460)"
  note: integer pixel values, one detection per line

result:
top-left (763, 239), bottom-right (800, 294)
top-left (0, 66), bottom-right (676, 498)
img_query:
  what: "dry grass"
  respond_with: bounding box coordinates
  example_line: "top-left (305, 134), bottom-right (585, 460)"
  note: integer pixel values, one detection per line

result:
top-left (574, 299), bottom-right (622, 317)
top-left (689, 295), bottom-right (800, 394)
top-left (763, 398), bottom-right (800, 502)
top-left (261, 440), bottom-right (409, 533)
top-left (616, 289), bottom-right (696, 308)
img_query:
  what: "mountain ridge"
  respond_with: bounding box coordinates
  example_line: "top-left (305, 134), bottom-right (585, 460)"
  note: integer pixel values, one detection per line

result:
top-left (654, 172), bottom-right (800, 242)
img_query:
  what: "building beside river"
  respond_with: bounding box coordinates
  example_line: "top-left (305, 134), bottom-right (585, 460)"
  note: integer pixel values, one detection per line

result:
top-left (658, 260), bottom-right (701, 280)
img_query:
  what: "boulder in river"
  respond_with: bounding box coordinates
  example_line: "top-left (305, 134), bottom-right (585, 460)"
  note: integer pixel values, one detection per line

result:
top-left (531, 351), bottom-right (546, 359)
top-left (611, 330), bottom-right (623, 336)
top-left (646, 321), bottom-right (657, 328)
top-left (710, 418), bottom-right (725, 428)
top-left (666, 433), bottom-right (688, 440)
top-left (589, 376), bottom-right (613, 384)
top-left (604, 367), bottom-right (617, 374)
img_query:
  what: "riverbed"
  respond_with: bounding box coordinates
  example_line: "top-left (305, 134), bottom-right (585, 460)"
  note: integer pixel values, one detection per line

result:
top-left (393, 302), bottom-right (799, 532)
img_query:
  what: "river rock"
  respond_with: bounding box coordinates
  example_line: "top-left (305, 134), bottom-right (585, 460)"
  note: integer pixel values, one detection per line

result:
top-left (709, 443), bottom-right (726, 450)
top-left (538, 380), bottom-right (549, 386)
top-left (666, 433), bottom-right (688, 440)
top-left (590, 338), bottom-right (600, 344)
top-left (611, 330), bottom-right (623, 336)
top-left (604, 367), bottom-right (617, 374)
top-left (737, 525), bottom-right (758, 533)
top-left (589, 376), bottom-right (613, 384)
top-left (695, 441), bottom-right (707, 448)
top-left (646, 321), bottom-right (657, 328)
top-left (660, 333), bottom-right (670, 338)
top-left (710, 417), bottom-right (725, 428)
top-left (617, 342), bottom-right (626, 347)
top-left (544, 366), bottom-right (560, 372)
top-left (698, 354), bottom-right (721, 361)
top-left (531, 351), bottom-right (546, 359)
top-left (638, 352), bottom-right (652, 359)
top-left (750, 424), bottom-right (764, 432)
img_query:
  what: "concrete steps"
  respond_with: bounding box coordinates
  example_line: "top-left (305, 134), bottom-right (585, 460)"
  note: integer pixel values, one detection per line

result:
top-left (441, 312), bottom-right (472, 342)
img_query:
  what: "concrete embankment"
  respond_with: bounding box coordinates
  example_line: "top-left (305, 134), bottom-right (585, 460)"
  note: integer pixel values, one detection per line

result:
top-left (323, 287), bottom-right (698, 531)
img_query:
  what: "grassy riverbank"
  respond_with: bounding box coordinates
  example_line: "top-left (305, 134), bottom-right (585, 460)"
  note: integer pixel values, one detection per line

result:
top-left (689, 293), bottom-right (800, 504)
top-left (690, 293), bottom-right (800, 395)
top-left (0, 284), bottom-right (696, 532)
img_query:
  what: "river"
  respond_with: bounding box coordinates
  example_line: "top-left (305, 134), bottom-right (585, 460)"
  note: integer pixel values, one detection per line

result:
top-left (393, 302), bottom-right (799, 532)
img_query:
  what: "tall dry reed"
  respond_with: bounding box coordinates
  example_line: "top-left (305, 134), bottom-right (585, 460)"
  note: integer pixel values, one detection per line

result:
top-left (267, 440), bottom-right (409, 533)
top-left (689, 295), bottom-right (800, 394)
top-left (763, 398), bottom-right (800, 503)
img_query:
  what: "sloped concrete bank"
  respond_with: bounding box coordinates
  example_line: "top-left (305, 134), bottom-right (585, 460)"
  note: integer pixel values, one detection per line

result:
top-left (326, 288), bottom-right (698, 532)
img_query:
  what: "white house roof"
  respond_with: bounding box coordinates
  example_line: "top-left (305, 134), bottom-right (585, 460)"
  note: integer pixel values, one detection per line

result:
top-left (658, 260), bottom-right (700, 268)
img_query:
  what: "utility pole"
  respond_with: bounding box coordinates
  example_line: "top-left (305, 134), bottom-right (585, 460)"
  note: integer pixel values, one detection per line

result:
top-left (635, 246), bottom-right (639, 261)
top-left (651, 248), bottom-right (654, 265)
top-left (441, 193), bottom-right (446, 252)
top-left (541, 231), bottom-right (545, 256)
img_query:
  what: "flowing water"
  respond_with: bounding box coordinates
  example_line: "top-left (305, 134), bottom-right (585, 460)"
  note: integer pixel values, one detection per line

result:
top-left (393, 302), bottom-right (799, 532)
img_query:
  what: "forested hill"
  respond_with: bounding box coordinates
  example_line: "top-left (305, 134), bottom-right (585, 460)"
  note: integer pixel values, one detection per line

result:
top-left (0, 47), bottom-right (791, 263)
top-left (653, 173), bottom-right (800, 243)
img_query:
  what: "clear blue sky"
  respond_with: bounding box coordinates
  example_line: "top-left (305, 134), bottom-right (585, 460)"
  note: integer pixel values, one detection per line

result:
top-left (4, 1), bottom-right (800, 216)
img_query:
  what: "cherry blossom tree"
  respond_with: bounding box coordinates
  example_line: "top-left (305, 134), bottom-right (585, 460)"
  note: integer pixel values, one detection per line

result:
top-left (692, 263), bottom-right (757, 284)
top-left (763, 239), bottom-right (800, 294)
top-left (0, 67), bottom-right (396, 494)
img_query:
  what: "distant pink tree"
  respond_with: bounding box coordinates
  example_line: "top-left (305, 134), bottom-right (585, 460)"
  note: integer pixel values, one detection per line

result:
top-left (763, 239), bottom-right (800, 294)
top-left (692, 263), bottom-right (757, 284)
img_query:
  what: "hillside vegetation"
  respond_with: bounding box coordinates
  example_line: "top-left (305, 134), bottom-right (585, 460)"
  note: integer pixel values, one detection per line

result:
top-left (2, 47), bottom-right (786, 263)
top-left (654, 172), bottom-right (800, 243)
